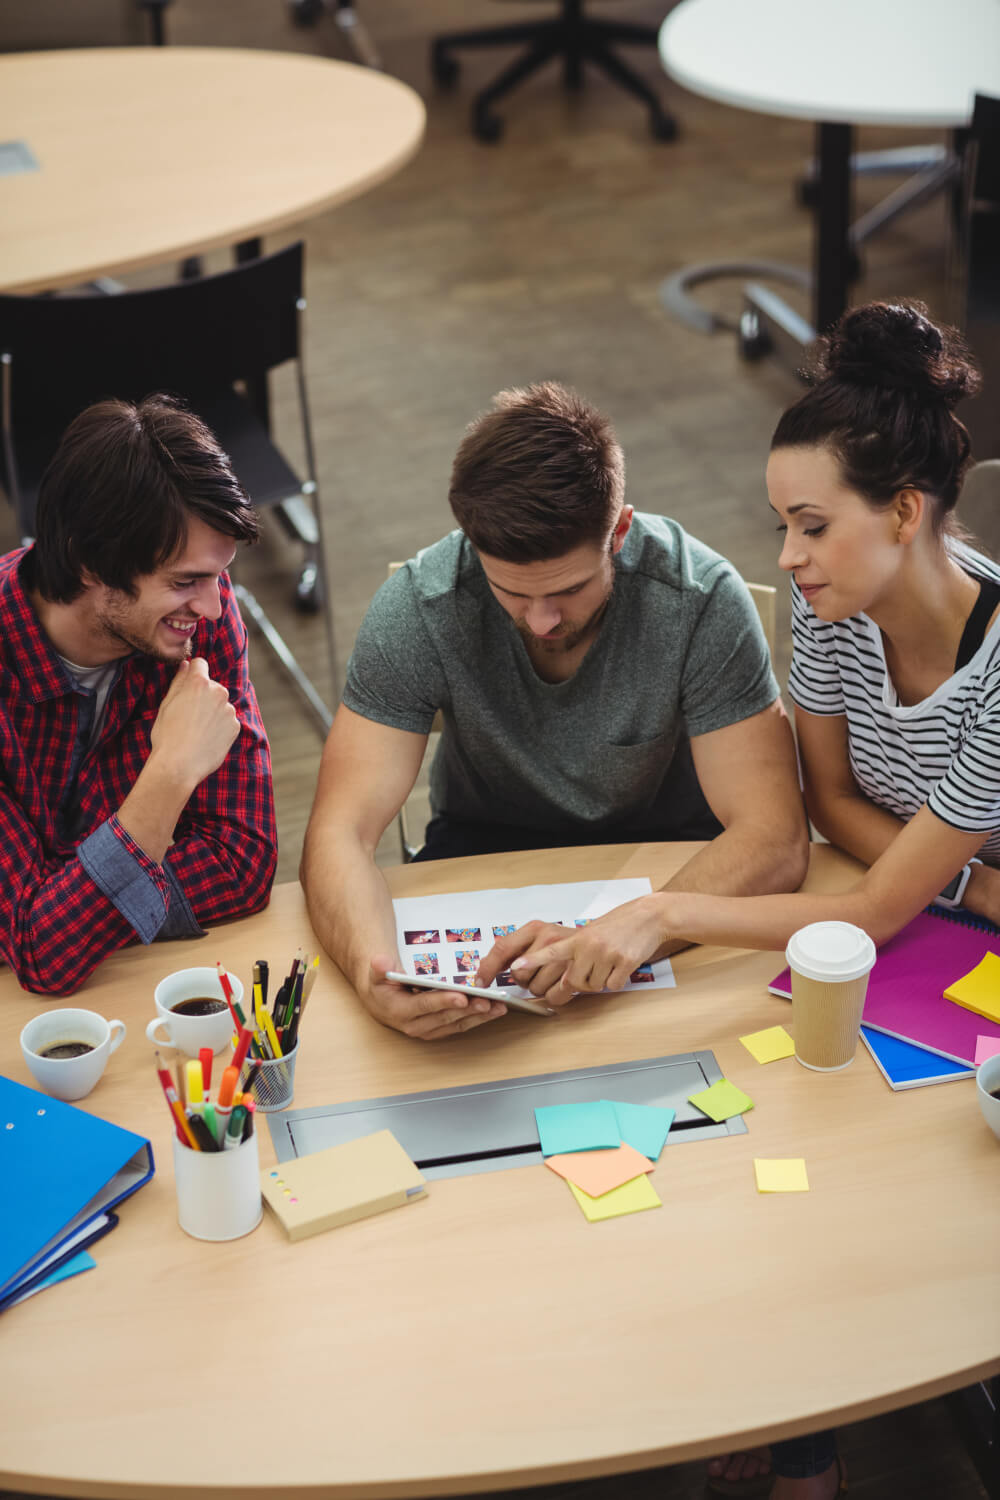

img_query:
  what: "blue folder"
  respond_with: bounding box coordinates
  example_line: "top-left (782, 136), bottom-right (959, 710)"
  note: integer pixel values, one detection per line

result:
top-left (0, 1074), bottom-right (154, 1304)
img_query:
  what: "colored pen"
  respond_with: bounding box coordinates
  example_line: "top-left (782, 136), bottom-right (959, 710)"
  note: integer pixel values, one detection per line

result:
top-left (224, 1105), bottom-right (247, 1149)
top-left (185, 1058), bottom-right (204, 1115)
top-left (155, 1052), bottom-right (196, 1147)
top-left (199, 1047), bottom-right (213, 1095)
top-left (185, 1109), bottom-right (218, 1152)
top-left (216, 961), bottom-right (242, 1032)
top-left (214, 1065), bottom-right (239, 1142)
top-left (256, 958), bottom-right (269, 1012)
top-left (260, 1007), bottom-right (283, 1060)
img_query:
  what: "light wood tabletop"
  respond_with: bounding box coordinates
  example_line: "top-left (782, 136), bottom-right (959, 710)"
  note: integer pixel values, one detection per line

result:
top-left (0, 843), bottom-right (997, 1499)
top-left (0, 46), bottom-right (426, 294)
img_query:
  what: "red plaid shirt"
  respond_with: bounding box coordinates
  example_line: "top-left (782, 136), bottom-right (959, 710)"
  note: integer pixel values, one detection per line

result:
top-left (0, 548), bottom-right (277, 995)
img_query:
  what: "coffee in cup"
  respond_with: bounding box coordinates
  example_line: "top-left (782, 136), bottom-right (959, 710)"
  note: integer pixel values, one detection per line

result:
top-left (146, 967), bottom-right (243, 1056)
top-left (785, 921), bottom-right (877, 1071)
top-left (20, 1008), bottom-right (126, 1101)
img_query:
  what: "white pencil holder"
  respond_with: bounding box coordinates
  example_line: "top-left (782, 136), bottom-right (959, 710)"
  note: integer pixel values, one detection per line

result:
top-left (172, 1130), bottom-right (262, 1241)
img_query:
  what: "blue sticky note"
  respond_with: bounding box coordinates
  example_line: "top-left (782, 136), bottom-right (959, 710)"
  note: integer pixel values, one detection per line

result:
top-left (534, 1100), bottom-right (620, 1157)
top-left (606, 1099), bottom-right (675, 1161)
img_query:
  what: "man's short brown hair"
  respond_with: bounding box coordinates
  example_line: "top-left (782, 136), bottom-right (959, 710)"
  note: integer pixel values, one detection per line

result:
top-left (448, 382), bottom-right (625, 561)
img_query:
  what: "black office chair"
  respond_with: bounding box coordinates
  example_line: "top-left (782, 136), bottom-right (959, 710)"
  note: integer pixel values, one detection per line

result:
top-left (957, 94), bottom-right (1000, 463)
top-left (431, 0), bottom-right (676, 144)
top-left (0, 242), bottom-right (334, 735)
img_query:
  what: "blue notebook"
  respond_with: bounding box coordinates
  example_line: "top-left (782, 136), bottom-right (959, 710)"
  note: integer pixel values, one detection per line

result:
top-left (859, 1026), bottom-right (974, 1091)
top-left (0, 1075), bottom-right (154, 1303)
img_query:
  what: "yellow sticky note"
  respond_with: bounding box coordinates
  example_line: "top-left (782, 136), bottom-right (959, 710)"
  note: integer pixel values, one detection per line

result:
top-left (754, 1158), bottom-right (809, 1193)
top-left (688, 1078), bottom-right (754, 1122)
top-left (739, 1024), bottom-right (795, 1064)
top-left (567, 1173), bottom-right (661, 1222)
top-left (944, 951), bottom-right (1000, 1024)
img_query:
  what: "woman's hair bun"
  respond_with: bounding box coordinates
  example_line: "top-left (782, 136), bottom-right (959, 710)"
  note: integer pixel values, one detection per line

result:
top-left (819, 300), bottom-right (980, 408)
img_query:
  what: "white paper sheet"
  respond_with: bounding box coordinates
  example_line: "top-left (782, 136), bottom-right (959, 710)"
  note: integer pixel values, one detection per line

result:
top-left (392, 877), bottom-right (675, 996)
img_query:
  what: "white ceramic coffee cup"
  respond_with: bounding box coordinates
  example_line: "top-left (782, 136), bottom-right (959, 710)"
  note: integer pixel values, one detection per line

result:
top-left (976, 1052), bottom-right (1000, 1142)
top-left (786, 921), bottom-right (877, 1071)
top-left (146, 967), bottom-right (243, 1056)
top-left (20, 1008), bottom-right (126, 1101)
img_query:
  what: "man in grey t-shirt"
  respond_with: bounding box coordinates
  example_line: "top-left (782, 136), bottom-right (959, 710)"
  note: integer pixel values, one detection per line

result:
top-left (302, 383), bottom-right (807, 1040)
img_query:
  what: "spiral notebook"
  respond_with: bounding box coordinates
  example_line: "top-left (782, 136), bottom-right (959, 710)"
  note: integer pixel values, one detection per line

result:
top-left (768, 905), bottom-right (1000, 1069)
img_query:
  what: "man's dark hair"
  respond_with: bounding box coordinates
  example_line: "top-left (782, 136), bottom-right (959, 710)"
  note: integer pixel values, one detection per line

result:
top-left (448, 382), bottom-right (625, 561)
top-left (32, 395), bottom-right (260, 603)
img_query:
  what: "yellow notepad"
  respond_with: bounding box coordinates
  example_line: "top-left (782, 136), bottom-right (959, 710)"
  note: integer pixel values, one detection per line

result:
top-left (943, 951), bottom-right (1000, 1024)
top-left (260, 1130), bottom-right (427, 1241)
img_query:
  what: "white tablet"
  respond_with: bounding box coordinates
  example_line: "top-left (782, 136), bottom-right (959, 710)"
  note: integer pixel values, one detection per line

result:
top-left (384, 972), bottom-right (555, 1017)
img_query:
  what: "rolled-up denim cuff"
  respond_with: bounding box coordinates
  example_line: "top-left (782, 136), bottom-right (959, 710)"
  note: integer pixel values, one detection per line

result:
top-left (770, 1429), bottom-right (838, 1478)
top-left (78, 819), bottom-right (168, 945)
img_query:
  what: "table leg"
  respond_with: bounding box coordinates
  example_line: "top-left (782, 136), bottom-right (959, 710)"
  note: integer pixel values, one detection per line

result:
top-left (814, 121), bottom-right (853, 333)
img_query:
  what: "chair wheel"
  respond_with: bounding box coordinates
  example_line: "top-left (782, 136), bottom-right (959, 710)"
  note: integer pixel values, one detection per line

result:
top-left (474, 107), bottom-right (504, 144)
top-left (294, 562), bottom-right (322, 613)
top-left (289, 0), bottom-right (324, 25)
top-left (431, 46), bottom-right (459, 89)
top-left (738, 309), bottom-right (771, 362)
top-left (650, 111), bottom-right (678, 143)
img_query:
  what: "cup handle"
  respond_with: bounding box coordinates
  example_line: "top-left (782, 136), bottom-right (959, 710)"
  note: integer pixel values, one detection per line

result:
top-left (145, 1016), bottom-right (171, 1047)
top-left (107, 1019), bottom-right (127, 1055)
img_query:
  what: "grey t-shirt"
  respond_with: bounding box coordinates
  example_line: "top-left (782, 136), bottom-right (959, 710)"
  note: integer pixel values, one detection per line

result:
top-left (344, 512), bottom-right (778, 840)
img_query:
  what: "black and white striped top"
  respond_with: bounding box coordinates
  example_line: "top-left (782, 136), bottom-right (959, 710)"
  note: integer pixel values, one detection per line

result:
top-left (788, 542), bottom-right (1000, 863)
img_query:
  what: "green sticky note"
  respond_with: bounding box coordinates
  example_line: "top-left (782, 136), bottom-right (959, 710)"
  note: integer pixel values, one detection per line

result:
top-left (605, 1099), bottom-right (675, 1161)
top-left (567, 1173), bottom-right (662, 1222)
top-left (754, 1158), bottom-right (809, 1193)
top-left (687, 1078), bottom-right (754, 1122)
top-left (739, 1025), bottom-right (795, 1064)
top-left (534, 1100), bottom-right (619, 1156)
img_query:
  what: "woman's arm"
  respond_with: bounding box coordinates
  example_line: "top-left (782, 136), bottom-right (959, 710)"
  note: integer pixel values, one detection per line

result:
top-left (794, 707), bottom-right (904, 864)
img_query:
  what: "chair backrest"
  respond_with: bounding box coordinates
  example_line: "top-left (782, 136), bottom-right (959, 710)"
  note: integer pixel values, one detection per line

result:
top-left (0, 242), bottom-right (305, 464)
top-left (746, 581), bottom-right (776, 657)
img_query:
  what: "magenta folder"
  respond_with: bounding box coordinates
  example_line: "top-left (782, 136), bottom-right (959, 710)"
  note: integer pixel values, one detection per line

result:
top-left (768, 907), bottom-right (1000, 1068)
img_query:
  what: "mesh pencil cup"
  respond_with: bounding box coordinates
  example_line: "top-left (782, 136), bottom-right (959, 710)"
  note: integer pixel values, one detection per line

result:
top-left (239, 1040), bottom-right (297, 1112)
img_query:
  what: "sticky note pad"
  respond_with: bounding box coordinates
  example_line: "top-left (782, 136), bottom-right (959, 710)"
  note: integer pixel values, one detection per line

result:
top-left (739, 1024), bottom-right (795, 1064)
top-left (688, 1078), bottom-right (754, 1122)
top-left (976, 1034), bottom-right (1000, 1066)
top-left (944, 951), bottom-right (1000, 1024)
top-left (534, 1100), bottom-right (619, 1156)
top-left (546, 1143), bottom-right (653, 1198)
top-left (567, 1173), bottom-right (661, 1222)
top-left (754, 1158), bottom-right (809, 1193)
top-left (605, 1099), bottom-right (674, 1161)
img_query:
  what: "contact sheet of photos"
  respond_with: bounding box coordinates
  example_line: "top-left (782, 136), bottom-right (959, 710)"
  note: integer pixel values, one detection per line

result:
top-left (393, 878), bottom-right (677, 997)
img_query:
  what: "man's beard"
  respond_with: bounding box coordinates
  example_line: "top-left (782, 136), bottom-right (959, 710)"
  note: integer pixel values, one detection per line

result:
top-left (515, 578), bottom-right (614, 654)
top-left (93, 605), bottom-right (193, 664)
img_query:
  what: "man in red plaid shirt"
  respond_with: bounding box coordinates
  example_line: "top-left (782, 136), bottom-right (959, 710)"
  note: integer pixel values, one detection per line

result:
top-left (1, 395), bottom-right (277, 995)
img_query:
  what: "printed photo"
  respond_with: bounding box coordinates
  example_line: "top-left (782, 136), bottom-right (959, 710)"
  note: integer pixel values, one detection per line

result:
top-left (454, 949), bottom-right (479, 972)
top-left (492, 923), bottom-right (516, 938)
top-left (413, 952), bottom-right (440, 976)
top-left (495, 969), bottom-right (517, 987)
top-left (404, 929), bottom-right (440, 947)
top-left (629, 963), bottom-right (655, 983)
top-left (574, 918), bottom-right (593, 927)
top-left (445, 926), bottom-right (482, 943)
top-left (451, 975), bottom-right (474, 986)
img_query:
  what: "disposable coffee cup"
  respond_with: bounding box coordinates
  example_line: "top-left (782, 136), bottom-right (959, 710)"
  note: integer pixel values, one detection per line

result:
top-left (20, 1008), bottom-right (126, 1101)
top-left (147, 967), bottom-right (243, 1056)
top-left (785, 921), bottom-right (877, 1072)
top-left (172, 1130), bottom-right (262, 1241)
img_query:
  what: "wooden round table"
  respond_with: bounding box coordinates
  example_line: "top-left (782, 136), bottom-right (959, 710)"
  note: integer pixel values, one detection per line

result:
top-left (0, 46), bottom-right (426, 293)
top-left (0, 844), bottom-right (997, 1497)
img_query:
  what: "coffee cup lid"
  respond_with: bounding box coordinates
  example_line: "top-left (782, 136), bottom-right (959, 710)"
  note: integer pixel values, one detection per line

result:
top-left (785, 921), bottom-right (877, 984)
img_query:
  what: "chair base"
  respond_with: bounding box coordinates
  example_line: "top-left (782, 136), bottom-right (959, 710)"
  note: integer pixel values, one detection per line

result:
top-left (431, 2), bottom-right (676, 143)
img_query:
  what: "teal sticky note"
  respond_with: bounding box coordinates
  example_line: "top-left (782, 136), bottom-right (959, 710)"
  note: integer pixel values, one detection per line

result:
top-left (606, 1099), bottom-right (675, 1161)
top-left (534, 1100), bottom-right (620, 1156)
top-left (35, 1251), bottom-right (96, 1291)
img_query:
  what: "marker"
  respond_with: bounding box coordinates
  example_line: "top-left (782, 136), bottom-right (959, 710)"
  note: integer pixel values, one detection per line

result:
top-left (203, 1102), bottom-right (220, 1144)
top-left (214, 1065), bottom-right (239, 1142)
top-left (232, 1024), bottom-right (255, 1075)
top-left (199, 1047), bottom-right (213, 1094)
top-left (241, 1098), bottom-right (256, 1141)
top-left (185, 1109), bottom-right (218, 1152)
top-left (224, 1105), bottom-right (247, 1149)
top-left (185, 1058), bottom-right (204, 1114)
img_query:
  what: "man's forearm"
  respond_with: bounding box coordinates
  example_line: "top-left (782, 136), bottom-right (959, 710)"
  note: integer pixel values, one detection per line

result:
top-left (301, 826), bottom-right (400, 998)
top-left (662, 816), bottom-right (808, 900)
top-left (117, 750), bottom-right (196, 865)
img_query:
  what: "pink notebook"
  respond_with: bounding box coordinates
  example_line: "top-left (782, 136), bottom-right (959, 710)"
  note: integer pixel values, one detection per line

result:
top-left (768, 907), bottom-right (1000, 1068)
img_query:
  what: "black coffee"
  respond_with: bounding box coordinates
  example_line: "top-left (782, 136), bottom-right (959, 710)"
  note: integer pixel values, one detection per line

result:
top-left (990, 1088), bottom-right (1000, 1102)
top-left (39, 1041), bottom-right (94, 1059)
top-left (171, 997), bottom-right (226, 1017)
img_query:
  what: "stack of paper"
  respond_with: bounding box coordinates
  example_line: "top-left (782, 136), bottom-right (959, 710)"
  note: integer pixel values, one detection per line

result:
top-left (534, 1099), bottom-right (675, 1221)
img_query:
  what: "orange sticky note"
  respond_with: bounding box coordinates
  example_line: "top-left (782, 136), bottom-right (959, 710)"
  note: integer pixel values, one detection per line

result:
top-left (545, 1143), bottom-right (653, 1198)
